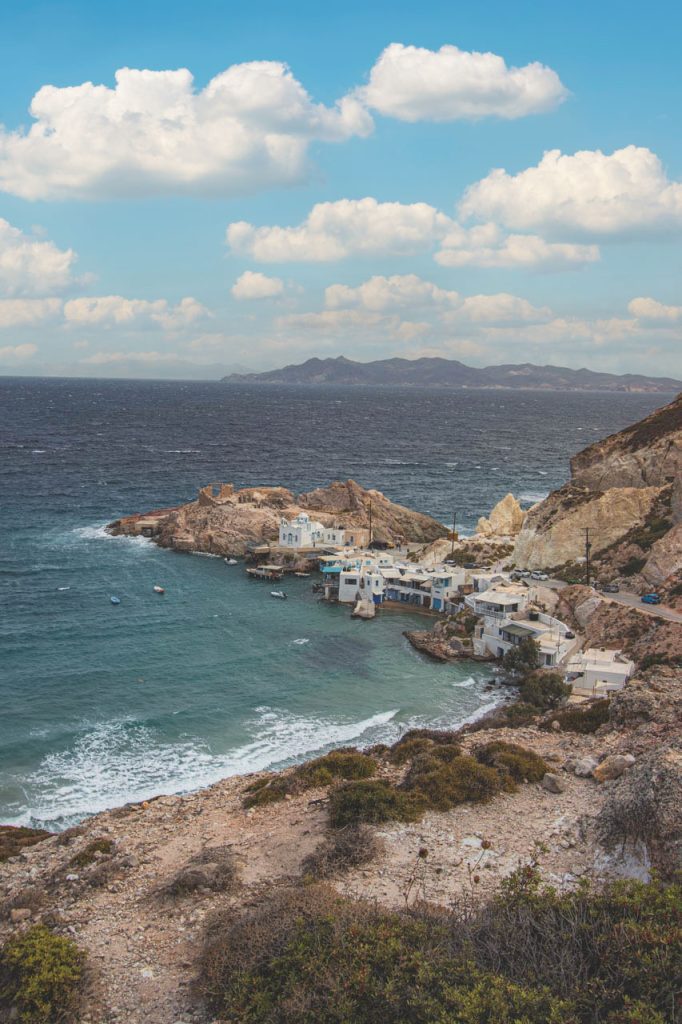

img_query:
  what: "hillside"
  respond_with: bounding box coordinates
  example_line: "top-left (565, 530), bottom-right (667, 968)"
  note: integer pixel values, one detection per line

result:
top-left (512, 392), bottom-right (682, 589)
top-left (222, 355), bottom-right (681, 393)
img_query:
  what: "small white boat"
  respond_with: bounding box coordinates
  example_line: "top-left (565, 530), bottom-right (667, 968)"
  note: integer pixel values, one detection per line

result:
top-left (294, 572), bottom-right (310, 577)
top-left (153, 585), bottom-right (165, 594)
top-left (57, 586), bottom-right (71, 591)
top-left (110, 595), bottom-right (121, 605)
top-left (270, 590), bottom-right (287, 600)
top-left (224, 558), bottom-right (238, 565)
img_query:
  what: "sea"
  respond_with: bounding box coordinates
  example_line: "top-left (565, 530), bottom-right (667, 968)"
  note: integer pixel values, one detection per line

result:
top-left (0, 377), bottom-right (669, 830)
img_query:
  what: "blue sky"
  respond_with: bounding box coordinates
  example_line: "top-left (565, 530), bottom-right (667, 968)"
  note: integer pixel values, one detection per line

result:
top-left (0, 0), bottom-right (681, 378)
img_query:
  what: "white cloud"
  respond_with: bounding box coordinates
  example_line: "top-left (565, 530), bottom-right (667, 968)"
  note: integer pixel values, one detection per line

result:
top-left (63, 295), bottom-right (209, 330)
top-left (460, 146), bottom-right (682, 236)
top-left (0, 218), bottom-right (77, 295)
top-left (0, 63), bottom-right (372, 200)
top-left (232, 271), bottom-right (284, 300)
top-left (325, 274), bottom-right (459, 311)
top-left (324, 274), bottom-right (551, 325)
top-left (227, 198), bottom-right (452, 261)
top-left (0, 297), bottom-right (62, 328)
top-left (80, 350), bottom-right (186, 366)
top-left (628, 296), bottom-right (682, 323)
top-left (359, 43), bottom-right (567, 122)
top-left (456, 293), bottom-right (552, 324)
top-left (435, 222), bottom-right (599, 268)
top-left (0, 342), bottom-right (37, 359)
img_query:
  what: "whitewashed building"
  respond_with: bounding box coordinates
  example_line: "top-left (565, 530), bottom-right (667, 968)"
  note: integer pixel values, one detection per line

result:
top-left (278, 512), bottom-right (325, 549)
top-left (565, 648), bottom-right (635, 697)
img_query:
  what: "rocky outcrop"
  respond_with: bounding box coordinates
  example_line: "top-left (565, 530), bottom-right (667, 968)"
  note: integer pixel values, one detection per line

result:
top-left (476, 493), bottom-right (526, 538)
top-left (109, 479), bottom-right (448, 557)
top-left (512, 393), bottom-right (682, 582)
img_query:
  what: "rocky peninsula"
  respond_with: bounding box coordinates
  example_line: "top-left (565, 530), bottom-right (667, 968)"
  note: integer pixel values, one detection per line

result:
top-left (107, 478), bottom-right (448, 557)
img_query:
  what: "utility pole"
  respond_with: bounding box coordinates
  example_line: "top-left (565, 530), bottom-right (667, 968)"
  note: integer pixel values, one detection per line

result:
top-left (450, 510), bottom-right (457, 559)
top-left (368, 499), bottom-right (373, 549)
top-left (584, 527), bottom-right (592, 588)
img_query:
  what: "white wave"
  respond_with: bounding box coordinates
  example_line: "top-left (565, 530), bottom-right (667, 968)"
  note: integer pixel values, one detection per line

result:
top-left (519, 491), bottom-right (549, 504)
top-left (73, 524), bottom-right (155, 548)
top-left (31, 449), bottom-right (46, 454)
top-left (292, 638), bottom-right (310, 645)
top-left (190, 551), bottom-right (221, 558)
top-left (12, 707), bottom-right (400, 829)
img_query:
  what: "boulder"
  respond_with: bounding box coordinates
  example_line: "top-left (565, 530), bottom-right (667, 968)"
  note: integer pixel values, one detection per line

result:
top-left (10, 907), bottom-right (32, 923)
top-left (592, 753), bottom-right (636, 783)
top-left (574, 756), bottom-right (599, 778)
top-left (477, 493), bottom-right (525, 538)
top-left (542, 773), bottom-right (566, 794)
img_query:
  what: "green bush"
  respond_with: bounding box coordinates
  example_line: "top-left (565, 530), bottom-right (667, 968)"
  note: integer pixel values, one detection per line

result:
top-left (0, 926), bottom-right (84, 1023)
top-left (388, 728), bottom-right (462, 764)
top-left (540, 699), bottom-right (610, 734)
top-left (197, 875), bottom-right (682, 1024)
top-left (243, 750), bottom-right (378, 808)
top-left (474, 741), bottom-right (548, 784)
top-left (328, 780), bottom-right (424, 828)
top-left (502, 637), bottom-right (540, 676)
top-left (519, 671), bottom-right (571, 709)
top-left (402, 752), bottom-right (502, 810)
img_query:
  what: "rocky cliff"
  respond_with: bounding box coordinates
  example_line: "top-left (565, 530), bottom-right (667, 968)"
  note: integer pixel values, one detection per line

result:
top-left (108, 479), bottom-right (448, 556)
top-left (512, 393), bottom-right (682, 588)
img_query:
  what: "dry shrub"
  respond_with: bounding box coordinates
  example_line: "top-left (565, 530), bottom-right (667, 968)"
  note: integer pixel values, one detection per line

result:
top-left (301, 825), bottom-right (383, 879)
top-left (68, 838), bottom-right (114, 868)
top-left (162, 845), bottom-right (239, 897)
top-left (388, 729), bottom-right (462, 765)
top-left (328, 780), bottom-right (424, 828)
top-left (540, 699), bottom-right (610, 734)
top-left (0, 826), bottom-right (52, 863)
top-left (402, 751), bottom-right (502, 811)
top-left (0, 925), bottom-right (84, 1024)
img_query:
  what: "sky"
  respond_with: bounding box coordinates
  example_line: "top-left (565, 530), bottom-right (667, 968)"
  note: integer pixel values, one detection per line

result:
top-left (0, 0), bottom-right (681, 379)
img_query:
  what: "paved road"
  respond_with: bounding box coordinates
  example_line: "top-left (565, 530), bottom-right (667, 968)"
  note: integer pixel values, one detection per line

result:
top-left (541, 577), bottom-right (682, 624)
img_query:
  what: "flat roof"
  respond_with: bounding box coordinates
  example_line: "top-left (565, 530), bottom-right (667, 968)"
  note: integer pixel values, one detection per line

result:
top-left (501, 623), bottom-right (535, 638)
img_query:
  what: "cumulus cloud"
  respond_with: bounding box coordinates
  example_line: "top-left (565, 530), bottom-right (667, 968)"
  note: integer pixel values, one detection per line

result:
top-left (435, 222), bottom-right (598, 269)
top-left (460, 146), bottom-right (682, 236)
top-left (325, 274), bottom-right (459, 311)
top-left (232, 271), bottom-right (284, 300)
top-left (628, 296), bottom-right (682, 323)
top-left (0, 297), bottom-right (62, 328)
top-left (0, 63), bottom-right (372, 200)
top-left (0, 218), bottom-right (77, 295)
top-left (63, 295), bottom-right (209, 330)
top-left (359, 43), bottom-right (567, 122)
top-left (227, 198), bottom-right (453, 261)
top-left (324, 274), bottom-right (551, 325)
top-left (0, 342), bottom-right (37, 359)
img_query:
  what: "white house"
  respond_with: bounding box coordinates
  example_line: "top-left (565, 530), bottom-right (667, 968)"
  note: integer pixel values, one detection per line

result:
top-left (278, 512), bottom-right (325, 549)
top-left (565, 648), bottom-right (635, 697)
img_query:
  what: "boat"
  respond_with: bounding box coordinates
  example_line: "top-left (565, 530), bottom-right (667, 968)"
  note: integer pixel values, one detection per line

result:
top-left (110, 596), bottom-right (121, 605)
top-left (224, 558), bottom-right (238, 565)
top-left (270, 590), bottom-right (287, 599)
top-left (56, 586), bottom-right (70, 591)
top-left (294, 572), bottom-right (310, 577)
top-left (153, 585), bottom-right (165, 594)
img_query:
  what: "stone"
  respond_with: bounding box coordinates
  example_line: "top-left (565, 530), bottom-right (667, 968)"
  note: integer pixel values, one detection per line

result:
top-left (10, 907), bottom-right (31, 923)
top-left (542, 773), bottom-right (566, 794)
top-left (551, 720), bottom-right (562, 732)
top-left (476, 493), bottom-right (526, 538)
top-left (592, 754), bottom-right (636, 783)
top-left (574, 756), bottom-right (599, 778)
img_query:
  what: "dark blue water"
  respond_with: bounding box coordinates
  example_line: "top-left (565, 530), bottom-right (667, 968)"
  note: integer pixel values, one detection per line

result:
top-left (0, 378), bottom-right (667, 828)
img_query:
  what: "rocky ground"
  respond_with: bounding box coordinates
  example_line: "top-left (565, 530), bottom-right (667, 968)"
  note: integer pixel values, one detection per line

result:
top-left (2, 663), bottom-right (679, 1024)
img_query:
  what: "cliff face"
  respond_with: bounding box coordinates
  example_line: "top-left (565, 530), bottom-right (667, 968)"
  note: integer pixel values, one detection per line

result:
top-left (109, 479), bottom-right (448, 556)
top-left (512, 393), bottom-right (682, 586)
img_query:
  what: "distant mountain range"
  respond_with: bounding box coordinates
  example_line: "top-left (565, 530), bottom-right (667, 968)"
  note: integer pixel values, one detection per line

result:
top-left (222, 356), bottom-right (681, 393)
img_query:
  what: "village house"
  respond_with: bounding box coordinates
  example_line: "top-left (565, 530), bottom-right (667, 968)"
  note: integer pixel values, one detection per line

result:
top-left (278, 512), bottom-right (325, 549)
top-left (565, 648), bottom-right (635, 697)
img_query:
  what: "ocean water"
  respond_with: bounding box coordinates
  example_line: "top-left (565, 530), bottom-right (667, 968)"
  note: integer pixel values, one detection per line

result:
top-left (0, 377), bottom-right (668, 829)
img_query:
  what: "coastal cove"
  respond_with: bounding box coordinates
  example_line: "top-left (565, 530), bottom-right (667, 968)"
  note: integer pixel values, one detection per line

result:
top-left (0, 378), bottom-right (669, 829)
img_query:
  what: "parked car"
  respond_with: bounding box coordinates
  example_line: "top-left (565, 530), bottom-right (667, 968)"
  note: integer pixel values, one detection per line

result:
top-left (517, 570), bottom-right (531, 578)
top-left (641, 593), bottom-right (661, 605)
top-left (604, 583), bottom-right (620, 593)
top-left (531, 571), bottom-right (549, 581)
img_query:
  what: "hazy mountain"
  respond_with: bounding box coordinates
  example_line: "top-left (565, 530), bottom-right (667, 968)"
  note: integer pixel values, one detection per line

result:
top-left (221, 356), bottom-right (681, 393)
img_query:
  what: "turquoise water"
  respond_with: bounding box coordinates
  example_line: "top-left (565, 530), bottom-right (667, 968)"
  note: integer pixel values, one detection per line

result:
top-left (0, 378), bottom-right (666, 828)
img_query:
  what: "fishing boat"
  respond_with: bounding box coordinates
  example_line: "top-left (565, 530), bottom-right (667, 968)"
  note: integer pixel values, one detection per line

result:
top-left (153, 585), bottom-right (165, 594)
top-left (224, 558), bottom-right (238, 565)
top-left (294, 572), bottom-right (310, 577)
top-left (110, 596), bottom-right (121, 605)
top-left (270, 590), bottom-right (287, 600)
